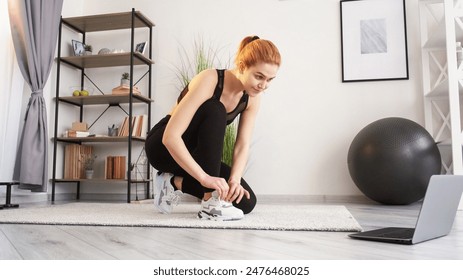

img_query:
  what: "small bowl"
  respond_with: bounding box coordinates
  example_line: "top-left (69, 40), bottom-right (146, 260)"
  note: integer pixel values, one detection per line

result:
top-left (70, 86), bottom-right (94, 97)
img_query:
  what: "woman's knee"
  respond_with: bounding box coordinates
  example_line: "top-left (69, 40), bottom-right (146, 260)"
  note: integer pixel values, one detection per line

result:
top-left (197, 99), bottom-right (227, 124)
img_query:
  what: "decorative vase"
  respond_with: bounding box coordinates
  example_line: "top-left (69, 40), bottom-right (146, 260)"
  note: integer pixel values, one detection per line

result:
top-left (85, 170), bottom-right (94, 179)
top-left (121, 79), bottom-right (129, 87)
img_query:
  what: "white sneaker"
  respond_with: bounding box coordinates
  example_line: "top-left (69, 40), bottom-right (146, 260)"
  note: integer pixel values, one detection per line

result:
top-left (197, 191), bottom-right (244, 221)
top-left (154, 172), bottom-right (182, 214)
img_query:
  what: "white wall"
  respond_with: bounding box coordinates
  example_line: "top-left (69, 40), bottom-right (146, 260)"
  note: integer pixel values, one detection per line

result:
top-left (0, 0), bottom-right (22, 181)
top-left (52, 0), bottom-right (423, 197)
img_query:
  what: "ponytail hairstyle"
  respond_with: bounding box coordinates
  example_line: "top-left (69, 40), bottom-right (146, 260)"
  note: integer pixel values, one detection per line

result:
top-left (235, 35), bottom-right (281, 70)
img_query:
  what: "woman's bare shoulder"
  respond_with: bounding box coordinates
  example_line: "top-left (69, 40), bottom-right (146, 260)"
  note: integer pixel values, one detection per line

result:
top-left (179, 69), bottom-right (218, 103)
top-left (190, 69), bottom-right (218, 86)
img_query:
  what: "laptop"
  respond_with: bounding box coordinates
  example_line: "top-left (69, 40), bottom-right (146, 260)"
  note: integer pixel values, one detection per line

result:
top-left (349, 175), bottom-right (463, 245)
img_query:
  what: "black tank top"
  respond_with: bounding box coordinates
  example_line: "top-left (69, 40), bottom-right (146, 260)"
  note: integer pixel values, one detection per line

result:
top-left (177, 69), bottom-right (249, 125)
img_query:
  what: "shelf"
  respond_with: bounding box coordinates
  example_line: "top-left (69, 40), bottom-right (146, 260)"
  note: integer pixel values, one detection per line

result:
top-left (53, 9), bottom-right (153, 203)
top-left (437, 138), bottom-right (463, 147)
top-left (420, 1), bottom-right (463, 208)
top-left (60, 52), bottom-right (154, 69)
top-left (56, 136), bottom-right (146, 144)
top-left (425, 78), bottom-right (463, 97)
top-left (62, 11), bottom-right (155, 33)
top-left (423, 17), bottom-right (463, 49)
top-left (437, 139), bottom-right (452, 146)
top-left (58, 94), bottom-right (153, 106)
top-left (53, 178), bottom-right (150, 183)
top-left (425, 78), bottom-right (452, 97)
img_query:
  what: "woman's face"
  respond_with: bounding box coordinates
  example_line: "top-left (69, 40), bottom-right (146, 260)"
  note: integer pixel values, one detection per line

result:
top-left (241, 62), bottom-right (279, 97)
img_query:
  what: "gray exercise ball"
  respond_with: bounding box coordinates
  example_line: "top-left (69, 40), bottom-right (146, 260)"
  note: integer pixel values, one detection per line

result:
top-left (347, 117), bottom-right (442, 205)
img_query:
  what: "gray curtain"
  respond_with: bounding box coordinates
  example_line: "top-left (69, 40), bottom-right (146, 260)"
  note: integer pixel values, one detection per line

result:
top-left (8, 0), bottom-right (63, 192)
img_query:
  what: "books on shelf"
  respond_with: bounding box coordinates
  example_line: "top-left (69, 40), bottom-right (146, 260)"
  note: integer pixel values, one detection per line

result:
top-left (111, 85), bottom-right (141, 95)
top-left (64, 144), bottom-right (93, 179)
top-left (118, 114), bottom-right (148, 137)
top-left (67, 130), bottom-right (91, 138)
top-left (65, 121), bottom-right (90, 138)
top-left (105, 156), bottom-right (126, 179)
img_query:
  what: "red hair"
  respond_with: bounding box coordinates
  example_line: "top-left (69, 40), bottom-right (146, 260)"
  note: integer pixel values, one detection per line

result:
top-left (235, 36), bottom-right (281, 68)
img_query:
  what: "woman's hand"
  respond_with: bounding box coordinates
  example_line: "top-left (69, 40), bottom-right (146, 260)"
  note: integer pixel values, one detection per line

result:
top-left (226, 179), bottom-right (250, 203)
top-left (201, 175), bottom-right (230, 199)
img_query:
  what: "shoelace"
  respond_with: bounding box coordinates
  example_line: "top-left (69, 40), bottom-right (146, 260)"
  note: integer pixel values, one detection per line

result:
top-left (215, 196), bottom-right (232, 207)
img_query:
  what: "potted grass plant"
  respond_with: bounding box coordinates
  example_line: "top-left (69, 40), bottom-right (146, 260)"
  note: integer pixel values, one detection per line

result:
top-left (81, 154), bottom-right (97, 179)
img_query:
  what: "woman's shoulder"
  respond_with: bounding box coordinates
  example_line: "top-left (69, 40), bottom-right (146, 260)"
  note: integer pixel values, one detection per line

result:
top-left (188, 69), bottom-right (219, 91)
top-left (194, 68), bottom-right (218, 81)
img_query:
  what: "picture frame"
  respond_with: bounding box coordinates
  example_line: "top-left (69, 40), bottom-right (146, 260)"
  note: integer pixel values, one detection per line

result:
top-left (72, 39), bottom-right (85, 56)
top-left (135, 41), bottom-right (147, 54)
top-left (340, 0), bottom-right (409, 82)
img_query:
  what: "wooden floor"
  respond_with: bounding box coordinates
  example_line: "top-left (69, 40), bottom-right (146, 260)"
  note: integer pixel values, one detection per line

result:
top-left (0, 199), bottom-right (462, 260)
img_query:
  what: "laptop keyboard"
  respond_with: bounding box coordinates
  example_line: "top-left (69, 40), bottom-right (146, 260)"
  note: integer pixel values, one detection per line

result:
top-left (378, 228), bottom-right (415, 239)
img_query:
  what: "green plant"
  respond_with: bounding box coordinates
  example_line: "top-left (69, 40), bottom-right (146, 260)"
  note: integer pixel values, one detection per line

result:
top-left (84, 44), bottom-right (93, 52)
top-left (122, 72), bottom-right (129, 80)
top-left (222, 122), bottom-right (237, 166)
top-left (80, 154), bottom-right (97, 170)
top-left (174, 36), bottom-right (229, 90)
top-left (172, 36), bottom-right (235, 165)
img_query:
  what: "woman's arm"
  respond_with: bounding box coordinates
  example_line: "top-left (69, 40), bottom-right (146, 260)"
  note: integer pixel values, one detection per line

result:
top-left (162, 69), bottom-right (230, 198)
top-left (226, 94), bottom-right (261, 203)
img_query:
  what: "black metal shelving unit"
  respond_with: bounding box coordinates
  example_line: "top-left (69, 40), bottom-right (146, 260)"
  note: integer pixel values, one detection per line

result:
top-left (52, 9), bottom-right (154, 203)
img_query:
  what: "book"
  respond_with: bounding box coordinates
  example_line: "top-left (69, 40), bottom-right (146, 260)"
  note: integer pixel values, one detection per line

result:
top-left (140, 114), bottom-right (148, 137)
top-left (111, 85), bottom-right (141, 95)
top-left (67, 130), bottom-right (90, 138)
top-left (64, 144), bottom-right (93, 179)
top-left (105, 156), bottom-right (126, 179)
top-left (117, 115), bottom-right (148, 137)
top-left (118, 117), bottom-right (128, 137)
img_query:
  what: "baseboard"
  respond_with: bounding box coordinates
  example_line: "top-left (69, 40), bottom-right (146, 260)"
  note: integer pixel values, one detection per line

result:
top-left (2, 192), bottom-right (371, 205)
top-left (0, 192), bottom-right (49, 204)
top-left (256, 194), bottom-right (372, 204)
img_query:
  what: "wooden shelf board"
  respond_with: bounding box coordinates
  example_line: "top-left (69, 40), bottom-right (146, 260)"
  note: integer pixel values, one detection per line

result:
top-left (56, 136), bottom-right (146, 143)
top-left (62, 11), bottom-right (155, 32)
top-left (53, 178), bottom-right (150, 183)
top-left (60, 52), bottom-right (153, 69)
top-left (58, 94), bottom-right (153, 106)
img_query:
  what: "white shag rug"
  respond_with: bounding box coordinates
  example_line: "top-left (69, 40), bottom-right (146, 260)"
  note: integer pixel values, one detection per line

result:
top-left (0, 202), bottom-right (362, 232)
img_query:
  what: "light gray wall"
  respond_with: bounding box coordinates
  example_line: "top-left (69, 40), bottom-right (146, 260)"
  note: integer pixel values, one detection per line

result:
top-left (51, 0), bottom-right (423, 197)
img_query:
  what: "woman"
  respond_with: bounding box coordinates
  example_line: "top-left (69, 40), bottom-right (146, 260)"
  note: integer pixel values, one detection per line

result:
top-left (145, 35), bottom-right (281, 221)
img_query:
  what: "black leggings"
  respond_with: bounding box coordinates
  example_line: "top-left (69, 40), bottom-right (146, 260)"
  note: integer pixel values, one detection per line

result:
top-left (145, 99), bottom-right (257, 214)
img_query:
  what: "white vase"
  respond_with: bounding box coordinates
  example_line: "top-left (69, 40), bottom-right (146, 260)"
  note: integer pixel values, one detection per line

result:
top-left (85, 170), bottom-right (94, 179)
top-left (121, 79), bottom-right (129, 87)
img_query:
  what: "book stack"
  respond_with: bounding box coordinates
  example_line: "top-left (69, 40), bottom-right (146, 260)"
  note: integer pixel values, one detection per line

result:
top-left (64, 144), bottom-right (93, 179)
top-left (105, 156), bottom-right (126, 179)
top-left (118, 114), bottom-right (148, 137)
top-left (111, 85), bottom-right (141, 95)
top-left (67, 122), bottom-right (90, 138)
top-left (67, 130), bottom-right (91, 137)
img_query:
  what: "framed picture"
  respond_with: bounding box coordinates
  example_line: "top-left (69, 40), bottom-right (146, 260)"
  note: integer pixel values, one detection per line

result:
top-left (135, 41), bottom-right (147, 54)
top-left (72, 39), bottom-right (85, 56)
top-left (340, 0), bottom-right (409, 82)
